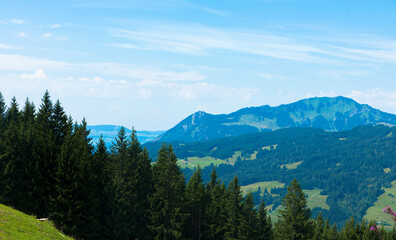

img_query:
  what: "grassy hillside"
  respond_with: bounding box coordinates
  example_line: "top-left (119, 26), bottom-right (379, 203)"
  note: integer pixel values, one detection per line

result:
top-left (0, 204), bottom-right (72, 240)
top-left (364, 180), bottom-right (396, 226)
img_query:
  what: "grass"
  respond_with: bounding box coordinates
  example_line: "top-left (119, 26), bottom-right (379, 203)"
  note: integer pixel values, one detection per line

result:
top-left (0, 204), bottom-right (72, 240)
top-left (241, 181), bottom-right (285, 196)
top-left (281, 160), bottom-right (303, 170)
top-left (177, 156), bottom-right (228, 169)
top-left (304, 189), bottom-right (330, 210)
top-left (262, 144), bottom-right (278, 151)
top-left (383, 168), bottom-right (391, 174)
top-left (364, 180), bottom-right (396, 226)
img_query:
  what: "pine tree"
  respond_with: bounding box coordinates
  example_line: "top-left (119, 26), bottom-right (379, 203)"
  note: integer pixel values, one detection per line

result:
top-left (312, 212), bottom-right (325, 240)
top-left (107, 126), bottom-right (136, 240)
top-left (0, 91), bottom-right (6, 131)
top-left (93, 136), bottom-right (111, 240)
top-left (0, 97), bottom-right (22, 207)
top-left (241, 191), bottom-right (259, 240)
top-left (257, 200), bottom-right (273, 240)
top-left (224, 176), bottom-right (244, 240)
top-left (150, 144), bottom-right (186, 240)
top-left (35, 90), bottom-right (57, 217)
top-left (339, 217), bottom-right (358, 240)
top-left (274, 178), bottom-right (313, 240)
top-left (203, 167), bottom-right (227, 240)
top-left (128, 128), bottom-right (153, 240)
top-left (185, 166), bottom-right (206, 240)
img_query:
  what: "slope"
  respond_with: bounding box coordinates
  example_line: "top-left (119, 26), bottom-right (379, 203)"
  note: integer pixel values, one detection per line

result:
top-left (153, 96), bottom-right (396, 142)
top-left (0, 204), bottom-right (72, 240)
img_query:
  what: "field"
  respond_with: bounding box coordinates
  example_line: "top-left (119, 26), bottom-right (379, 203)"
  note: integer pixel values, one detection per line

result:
top-left (281, 160), bottom-right (303, 170)
top-left (304, 189), bottom-right (330, 210)
top-left (364, 180), bottom-right (396, 226)
top-left (177, 156), bottom-right (228, 169)
top-left (241, 181), bottom-right (285, 196)
top-left (0, 204), bottom-right (72, 240)
top-left (177, 151), bottom-right (250, 169)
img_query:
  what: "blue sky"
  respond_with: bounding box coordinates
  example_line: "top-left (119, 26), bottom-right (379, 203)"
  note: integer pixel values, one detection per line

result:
top-left (1, 0), bottom-right (396, 130)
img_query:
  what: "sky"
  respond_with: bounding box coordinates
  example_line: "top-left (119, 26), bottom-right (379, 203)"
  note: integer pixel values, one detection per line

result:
top-left (1, 0), bottom-right (396, 130)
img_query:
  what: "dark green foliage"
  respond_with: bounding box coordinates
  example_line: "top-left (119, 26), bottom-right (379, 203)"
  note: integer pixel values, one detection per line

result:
top-left (150, 144), bottom-right (186, 240)
top-left (257, 200), bottom-right (273, 240)
top-left (203, 167), bottom-right (227, 240)
top-left (146, 125), bottom-right (396, 226)
top-left (275, 179), bottom-right (313, 240)
top-left (185, 166), bottom-right (206, 240)
top-left (241, 191), bottom-right (259, 240)
top-left (224, 176), bottom-right (245, 240)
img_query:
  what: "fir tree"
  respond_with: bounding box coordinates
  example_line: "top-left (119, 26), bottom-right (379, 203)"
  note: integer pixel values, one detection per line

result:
top-left (0, 91), bottom-right (6, 131)
top-left (185, 166), bottom-right (206, 240)
top-left (150, 144), bottom-right (186, 240)
top-left (224, 176), bottom-right (244, 240)
top-left (274, 178), bottom-right (313, 240)
top-left (203, 167), bottom-right (227, 240)
top-left (241, 191), bottom-right (259, 240)
top-left (257, 200), bottom-right (273, 240)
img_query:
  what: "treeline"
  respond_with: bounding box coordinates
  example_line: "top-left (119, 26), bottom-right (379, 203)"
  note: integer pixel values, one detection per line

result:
top-left (1, 91), bottom-right (396, 240)
top-left (145, 125), bottom-right (396, 226)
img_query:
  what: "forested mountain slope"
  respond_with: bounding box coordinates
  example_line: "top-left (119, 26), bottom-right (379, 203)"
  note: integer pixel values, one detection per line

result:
top-left (154, 96), bottom-right (396, 142)
top-left (145, 125), bottom-right (396, 227)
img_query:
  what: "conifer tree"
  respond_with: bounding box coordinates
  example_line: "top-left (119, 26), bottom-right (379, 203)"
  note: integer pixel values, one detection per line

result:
top-left (107, 127), bottom-right (136, 240)
top-left (127, 128), bottom-right (153, 240)
top-left (0, 91), bottom-right (6, 131)
top-left (150, 144), bottom-right (186, 240)
top-left (35, 90), bottom-right (57, 217)
top-left (312, 212), bottom-right (325, 240)
top-left (224, 176), bottom-right (244, 240)
top-left (257, 200), bottom-right (273, 240)
top-left (203, 167), bottom-right (227, 240)
top-left (93, 136), bottom-right (112, 240)
top-left (185, 166), bottom-right (206, 240)
top-left (241, 191), bottom-right (259, 240)
top-left (0, 98), bottom-right (22, 207)
top-left (274, 178), bottom-right (313, 240)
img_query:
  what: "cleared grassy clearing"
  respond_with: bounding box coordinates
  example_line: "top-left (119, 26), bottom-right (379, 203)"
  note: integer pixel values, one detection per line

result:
top-left (0, 204), bottom-right (72, 240)
top-left (364, 180), bottom-right (396, 226)
top-left (304, 189), bottom-right (330, 210)
top-left (281, 160), bottom-right (303, 170)
top-left (241, 181), bottom-right (285, 196)
top-left (177, 156), bottom-right (228, 169)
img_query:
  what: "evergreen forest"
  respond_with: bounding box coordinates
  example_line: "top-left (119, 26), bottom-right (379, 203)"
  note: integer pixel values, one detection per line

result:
top-left (0, 91), bottom-right (395, 240)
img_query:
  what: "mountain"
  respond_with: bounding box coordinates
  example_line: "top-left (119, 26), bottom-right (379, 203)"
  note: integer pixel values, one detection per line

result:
top-left (88, 125), bottom-right (164, 146)
top-left (153, 96), bottom-right (396, 142)
top-left (145, 125), bottom-right (396, 227)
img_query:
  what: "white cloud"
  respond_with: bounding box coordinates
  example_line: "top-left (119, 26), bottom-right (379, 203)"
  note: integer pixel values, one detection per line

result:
top-left (42, 33), bottom-right (53, 38)
top-left (258, 73), bottom-right (293, 80)
top-left (9, 19), bottom-right (26, 24)
top-left (107, 24), bottom-right (396, 65)
top-left (347, 88), bottom-right (396, 114)
top-left (50, 24), bottom-right (61, 29)
top-left (17, 32), bottom-right (29, 38)
top-left (0, 44), bottom-right (15, 49)
top-left (19, 69), bottom-right (47, 79)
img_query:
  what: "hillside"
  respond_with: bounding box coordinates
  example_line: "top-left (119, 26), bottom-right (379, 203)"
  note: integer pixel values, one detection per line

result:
top-left (88, 125), bottom-right (164, 146)
top-left (145, 125), bottom-right (396, 227)
top-left (153, 96), bottom-right (396, 142)
top-left (0, 204), bottom-right (72, 240)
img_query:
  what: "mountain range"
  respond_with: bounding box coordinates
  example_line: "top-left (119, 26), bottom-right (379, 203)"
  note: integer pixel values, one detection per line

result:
top-left (153, 96), bottom-right (396, 142)
top-left (87, 125), bottom-right (164, 146)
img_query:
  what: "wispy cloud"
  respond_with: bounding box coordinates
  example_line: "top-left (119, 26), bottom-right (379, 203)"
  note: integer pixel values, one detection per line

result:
top-left (42, 33), bottom-right (53, 38)
top-left (17, 32), bottom-right (29, 38)
top-left (19, 69), bottom-right (47, 79)
top-left (0, 44), bottom-right (16, 50)
top-left (347, 89), bottom-right (396, 113)
top-left (107, 23), bottom-right (396, 65)
top-left (9, 18), bottom-right (26, 24)
top-left (50, 24), bottom-right (61, 29)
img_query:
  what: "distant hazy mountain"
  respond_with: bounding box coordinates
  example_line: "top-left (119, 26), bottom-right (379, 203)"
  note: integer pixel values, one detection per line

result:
top-left (88, 125), bottom-right (164, 146)
top-left (154, 96), bottom-right (396, 142)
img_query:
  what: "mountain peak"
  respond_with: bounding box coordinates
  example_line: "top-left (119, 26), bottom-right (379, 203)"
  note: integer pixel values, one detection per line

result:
top-left (154, 96), bottom-right (396, 142)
